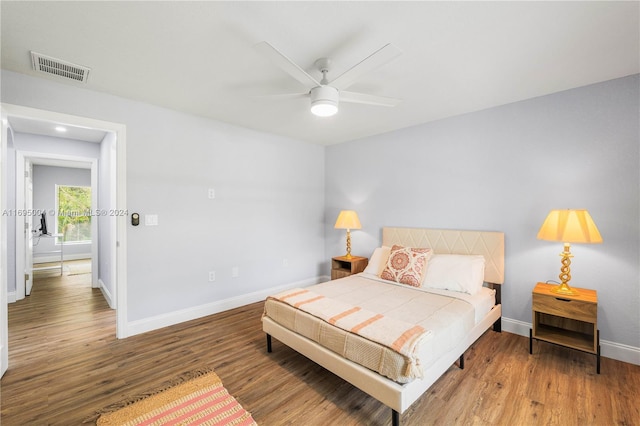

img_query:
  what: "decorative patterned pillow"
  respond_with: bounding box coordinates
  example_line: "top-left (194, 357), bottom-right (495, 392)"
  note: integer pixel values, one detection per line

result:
top-left (380, 244), bottom-right (431, 287)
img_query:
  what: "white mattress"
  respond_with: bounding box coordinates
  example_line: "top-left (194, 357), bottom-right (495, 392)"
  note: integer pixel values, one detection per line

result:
top-left (264, 274), bottom-right (496, 383)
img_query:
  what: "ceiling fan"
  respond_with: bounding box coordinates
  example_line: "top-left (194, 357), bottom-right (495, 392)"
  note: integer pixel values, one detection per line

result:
top-left (255, 41), bottom-right (402, 117)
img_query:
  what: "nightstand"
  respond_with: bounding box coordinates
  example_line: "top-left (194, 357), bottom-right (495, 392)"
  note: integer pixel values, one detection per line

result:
top-left (331, 256), bottom-right (368, 280)
top-left (530, 282), bottom-right (600, 373)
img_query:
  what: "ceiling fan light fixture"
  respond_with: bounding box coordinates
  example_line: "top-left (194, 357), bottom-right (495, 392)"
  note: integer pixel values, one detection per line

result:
top-left (311, 100), bottom-right (338, 117)
top-left (310, 85), bottom-right (339, 117)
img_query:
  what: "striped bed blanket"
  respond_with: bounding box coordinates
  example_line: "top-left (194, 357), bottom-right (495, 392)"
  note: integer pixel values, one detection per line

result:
top-left (267, 287), bottom-right (433, 377)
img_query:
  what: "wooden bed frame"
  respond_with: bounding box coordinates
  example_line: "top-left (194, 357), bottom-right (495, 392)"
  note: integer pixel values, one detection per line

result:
top-left (263, 227), bottom-right (505, 425)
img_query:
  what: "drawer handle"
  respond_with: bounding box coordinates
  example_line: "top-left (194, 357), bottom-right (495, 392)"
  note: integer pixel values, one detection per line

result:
top-left (555, 297), bottom-right (571, 302)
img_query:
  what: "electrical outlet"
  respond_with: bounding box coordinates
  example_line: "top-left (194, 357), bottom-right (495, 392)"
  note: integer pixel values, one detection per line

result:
top-left (208, 188), bottom-right (215, 199)
top-left (283, 258), bottom-right (289, 267)
top-left (232, 266), bottom-right (239, 278)
top-left (208, 271), bottom-right (216, 282)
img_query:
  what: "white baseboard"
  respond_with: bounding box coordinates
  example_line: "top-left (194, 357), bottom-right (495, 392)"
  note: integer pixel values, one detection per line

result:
top-left (98, 279), bottom-right (115, 309)
top-left (125, 276), bottom-right (328, 337)
top-left (502, 317), bottom-right (640, 366)
top-left (33, 254), bottom-right (91, 263)
top-left (7, 291), bottom-right (16, 303)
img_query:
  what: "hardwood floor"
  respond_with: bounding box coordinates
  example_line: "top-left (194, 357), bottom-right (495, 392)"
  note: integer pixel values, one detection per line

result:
top-left (2, 269), bottom-right (639, 425)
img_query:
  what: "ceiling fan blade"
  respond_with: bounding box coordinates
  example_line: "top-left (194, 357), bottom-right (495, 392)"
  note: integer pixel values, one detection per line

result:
top-left (341, 91), bottom-right (402, 107)
top-left (255, 41), bottom-right (321, 89)
top-left (254, 92), bottom-right (309, 100)
top-left (330, 43), bottom-right (402, 90)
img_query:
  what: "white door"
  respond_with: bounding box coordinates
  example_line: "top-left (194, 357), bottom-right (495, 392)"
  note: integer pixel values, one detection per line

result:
top-left (25, 160), bottom-right (33, 296)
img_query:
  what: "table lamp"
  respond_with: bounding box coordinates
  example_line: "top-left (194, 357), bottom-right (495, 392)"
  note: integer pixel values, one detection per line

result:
top-left (334, 210), bottom-right (361, 259)
top-left (537, 209), bottom-right (602, 295)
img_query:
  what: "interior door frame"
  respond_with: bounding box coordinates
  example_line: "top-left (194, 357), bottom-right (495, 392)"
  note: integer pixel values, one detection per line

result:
top-left (25, 158), bottom-right (33, 296)
top-left (16, 151), bottom-right (99, 298)
top-left (0, 104), bottom-right (128, 380)
top-left (1, 108), bottom-right (10, 377)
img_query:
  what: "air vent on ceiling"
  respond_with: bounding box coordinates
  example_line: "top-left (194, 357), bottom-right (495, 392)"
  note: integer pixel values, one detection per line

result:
top-left (30, 51), bottom-right (90, 83)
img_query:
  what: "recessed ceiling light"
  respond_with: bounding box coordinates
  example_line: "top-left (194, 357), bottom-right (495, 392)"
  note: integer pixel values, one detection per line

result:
top-left (55, 126), bottom-right (67, 132)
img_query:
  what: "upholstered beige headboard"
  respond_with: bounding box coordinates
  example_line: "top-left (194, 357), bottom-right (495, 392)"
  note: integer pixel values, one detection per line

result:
top-left (382, 227), bottom-right (505, 285)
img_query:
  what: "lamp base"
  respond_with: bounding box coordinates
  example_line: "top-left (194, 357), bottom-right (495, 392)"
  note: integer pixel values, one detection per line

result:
top-left (551, 243), bottom-right (579, 295)
top-left (550, 282), bottom-right (579, 296)
top-left (344, 229), bottom-right (353, 259)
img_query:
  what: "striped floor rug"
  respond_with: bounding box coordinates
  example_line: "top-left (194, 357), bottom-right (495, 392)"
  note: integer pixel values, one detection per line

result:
top-left (96, 369), bottom-right (256, 426)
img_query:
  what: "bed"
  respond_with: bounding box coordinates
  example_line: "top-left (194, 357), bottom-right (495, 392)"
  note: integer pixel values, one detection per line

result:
top-left (262, 227), bottom-right (504, 425)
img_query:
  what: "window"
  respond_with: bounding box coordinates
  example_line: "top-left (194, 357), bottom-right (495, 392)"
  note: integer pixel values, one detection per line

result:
top-left (56, 185), bottom-right (91, 244)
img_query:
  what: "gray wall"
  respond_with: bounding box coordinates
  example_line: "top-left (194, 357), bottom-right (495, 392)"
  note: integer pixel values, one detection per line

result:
top-left (325, 74), bottom-right (639, 349)
top-left (31, 164), bottom-right (92, 259)
top-left (13, 133), bottom-right (101, 158)
top-left (2, 70), bottom-right (326, 322)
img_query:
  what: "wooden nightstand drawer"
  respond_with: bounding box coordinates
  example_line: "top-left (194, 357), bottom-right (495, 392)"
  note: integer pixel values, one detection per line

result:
top-left (331, 269), bottom-right (352, 280)
top-left (532, 293), bottom-right (597, 323)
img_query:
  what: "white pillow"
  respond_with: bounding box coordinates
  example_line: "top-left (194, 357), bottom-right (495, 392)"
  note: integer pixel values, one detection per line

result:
top-left (362, 246), bottom-right (392, 276)
top-left (422, 254), bottom-right (485, 295)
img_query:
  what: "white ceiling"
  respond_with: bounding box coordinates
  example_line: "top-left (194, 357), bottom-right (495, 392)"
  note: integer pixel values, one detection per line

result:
top-left (1, 1), bottom-right (638, 145)
top-left (7, 116), bottom-right (107, 143)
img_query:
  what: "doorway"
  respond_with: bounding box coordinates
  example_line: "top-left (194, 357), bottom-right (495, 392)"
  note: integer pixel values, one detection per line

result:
top-left (16, 153), bottom-right (99, 300)
top-left (1, 104), bottom-right (128, 379)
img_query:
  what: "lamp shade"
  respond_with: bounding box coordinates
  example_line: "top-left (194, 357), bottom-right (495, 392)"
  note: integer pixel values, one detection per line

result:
top-left (537, 209), bottom-right (602, 243)
top-left (334, 210), bottom-right (361, 230)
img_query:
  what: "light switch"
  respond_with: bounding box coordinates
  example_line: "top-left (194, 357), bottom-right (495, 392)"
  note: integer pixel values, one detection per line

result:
top-left (145, 214), bottom-right (158, 226)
